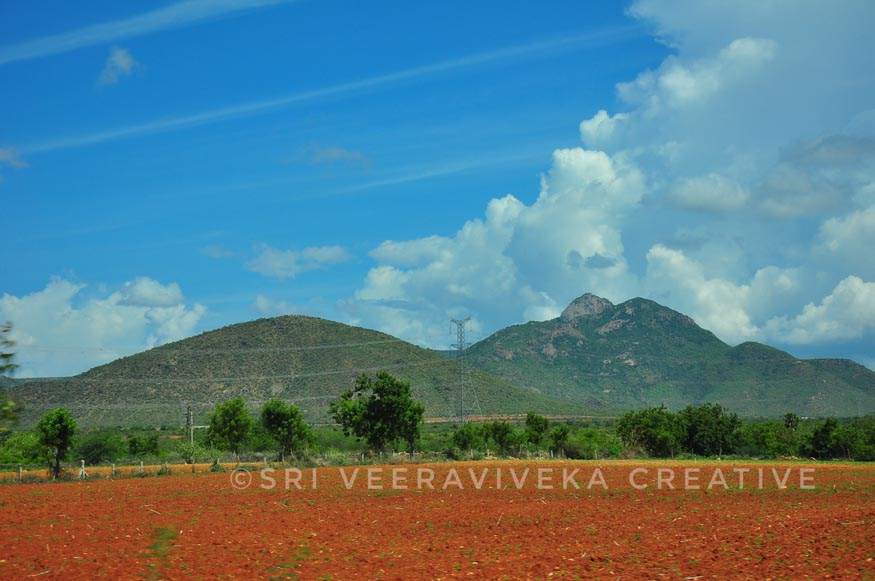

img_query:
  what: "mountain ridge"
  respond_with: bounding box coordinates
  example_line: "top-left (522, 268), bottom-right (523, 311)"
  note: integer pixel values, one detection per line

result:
top-left (464, 292), bottom-right (875, 417)
top-left (6, 315), bottom-right (589, 428)
top-left (7, 294), bottom-right (875, 427)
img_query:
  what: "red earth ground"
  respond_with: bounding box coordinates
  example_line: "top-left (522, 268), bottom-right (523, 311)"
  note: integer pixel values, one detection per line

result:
top-left (1, 460), bottom-right (874, 579)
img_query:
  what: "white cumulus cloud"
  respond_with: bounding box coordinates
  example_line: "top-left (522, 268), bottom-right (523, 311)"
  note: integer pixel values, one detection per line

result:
top-left (246, 244), bottom-right (351, 279)
top-left (764, 276), bottom-right (875, 344)
top-left (666, 173), bottom-right (750, 213)
top-left (117, 276), bottom-right (184, 307)
top-left (645, 244), bottom-right (760, 343)
top-left (617, 37), bottom-right (777, 113)
top-left (346, 147), bottom-right (645, 346)
top-left (0, 277), bottom-right (206, 377)
top-left (818, 205), bottom-right (875, 280)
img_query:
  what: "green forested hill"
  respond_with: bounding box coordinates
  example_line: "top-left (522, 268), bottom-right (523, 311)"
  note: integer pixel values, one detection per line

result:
top-left (7, 316), bottom-right (588, 428)
top-left (465, 293), bottom-right (875, 417)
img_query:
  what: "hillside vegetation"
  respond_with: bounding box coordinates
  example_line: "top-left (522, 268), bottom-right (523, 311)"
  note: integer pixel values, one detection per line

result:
top-left (465, 293), bottom-right (875, 417)
top-left (7, 316), bottom-right (587, 428)
top-left (8, 294), bottom-right (875, 428)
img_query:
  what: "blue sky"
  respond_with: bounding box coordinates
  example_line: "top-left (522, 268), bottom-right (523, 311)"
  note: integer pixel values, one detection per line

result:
top-left (2, 0), bottom-right (874, 377)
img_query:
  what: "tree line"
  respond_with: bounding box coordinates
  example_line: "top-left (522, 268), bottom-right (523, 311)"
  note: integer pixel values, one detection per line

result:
top-left (615, 404), bottom-right (875, 461)
top-left (4, 369), bottom-right (875, 479)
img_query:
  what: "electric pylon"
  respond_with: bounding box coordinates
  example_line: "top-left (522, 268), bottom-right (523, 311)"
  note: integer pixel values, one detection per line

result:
top-left (450, 317), bottom-right (481, 424)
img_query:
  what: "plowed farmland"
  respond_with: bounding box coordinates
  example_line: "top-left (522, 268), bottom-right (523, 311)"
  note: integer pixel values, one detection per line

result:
top-left (2, 461), bottom-right (874, 579)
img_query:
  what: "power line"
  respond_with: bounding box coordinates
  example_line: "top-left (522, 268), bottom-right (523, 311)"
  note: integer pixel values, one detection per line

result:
top-left (18, 338), bottom-right (408, 355)
top-left (14, 358), bottom-right (449, 384)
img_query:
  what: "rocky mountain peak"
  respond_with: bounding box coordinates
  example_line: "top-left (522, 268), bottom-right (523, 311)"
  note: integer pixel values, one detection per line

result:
top-left (559, 293), bottom-right (613, 322)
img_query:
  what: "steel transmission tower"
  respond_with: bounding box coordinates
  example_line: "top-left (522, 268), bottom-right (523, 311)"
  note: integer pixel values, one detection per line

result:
top-left (450, 318), bottom-right (481, 424)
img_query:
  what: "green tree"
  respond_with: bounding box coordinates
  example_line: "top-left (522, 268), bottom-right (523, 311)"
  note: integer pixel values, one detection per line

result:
top-left (737, 422), bottom-right (787, 458)
top-left (176, 441), bottom-right (208, 464)
top-left (452, 422), bottom-right (484, 452)
top-left (76, 430), bottom-right (125, 465)
top-left (207, 398), bottom-right (253, 463)
top-left (260, 399), bottom-right (312, 462)
top-left (329, 371), bottom-right (425, 454)
top-left (804, 418), bottom-right (840, 459)
top-left (783, 412), bottom-right (800, 431)
top-left (128, 433), bottom-right (160, 457)
top-left (830, 423), bottom-right (862, 460)
top-left (1, 322), bottom-right (20, 431)
top-left (843, 416), bottom-right (875, 461)
top-left (549, 424), bottom-right (570, 456)
top-left (248, 422), bottom-right (278, 453)
top-left (0, 431), bottom-right (43, 464)
top-left (678, 403), bottom-right (740, 456)
top-left (616, 405), bottom-right (684, 458)
top-left (36, 408), bottom-right (78, 479)
top-left (801, 417), bottom-right (872, 460)
top-left (524, 412), bottom-right (550, 446)
top-left (485, 421), bottom-right (518, 456)
top-left (564, 426), bottom-right (622, 460)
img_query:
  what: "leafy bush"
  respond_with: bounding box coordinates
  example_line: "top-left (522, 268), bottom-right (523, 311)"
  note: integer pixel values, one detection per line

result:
top-left (0, 431), bottom-right (43, 464)
top-left (564, 427), bottom-right (621, 460)
top-left (128, 433), bottom-right (160, 457)
top-left (802, 416), bottom-right (875, 460)
top-left (76, 430), bottom-right (125, 465)
top-left (616, 406), bottom-right (684, 458)
top-left (176, 441), bottom-right (209, 464)
top-left (736, 422), bottom-right (797, 457)
top-left (452, 423), bottom-right (485, 452)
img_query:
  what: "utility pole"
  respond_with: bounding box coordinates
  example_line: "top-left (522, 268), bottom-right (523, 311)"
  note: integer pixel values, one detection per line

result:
top-left (186, 404), bottom-right (194, 445)
top-left (451, 318), bottom-right (481, 425)
top-left (185, 404), bottom-right (208, 446)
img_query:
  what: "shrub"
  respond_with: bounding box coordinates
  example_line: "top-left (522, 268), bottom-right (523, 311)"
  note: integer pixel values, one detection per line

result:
top-left (76, 431), bottom-right (125, 465)
top-left (0, 431), bottom-right (43, 464)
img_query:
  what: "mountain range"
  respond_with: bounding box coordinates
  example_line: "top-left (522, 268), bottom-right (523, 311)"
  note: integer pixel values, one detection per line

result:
top-left (465, 293), bottom-right (875, 418)
top-left (5, 292), bottom-right (874, 428)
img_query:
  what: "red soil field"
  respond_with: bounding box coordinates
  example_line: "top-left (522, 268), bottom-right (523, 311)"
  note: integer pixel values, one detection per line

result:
top-left (1, 460), bottom-right (874, 580)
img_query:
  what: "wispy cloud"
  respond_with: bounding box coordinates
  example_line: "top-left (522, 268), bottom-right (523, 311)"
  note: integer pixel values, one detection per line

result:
top-left (98, 47), bottom-right (138, 85)
top-left (290, 144), bottom-right (372, 171)
top-left (143, 146), bottom-right (549, 204)
top-left (200, 244), bottom-right (239, 259)
top-left (0, 0), bottom-right (289, 67)
top-left (0, 147), bottom-right (28, 181)
top-left (0, 147), bottom-right (28, 168)
top-left (22, 24), bottom-right (642, 155)
top-left (329, 150), bottom-right (545, 197)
